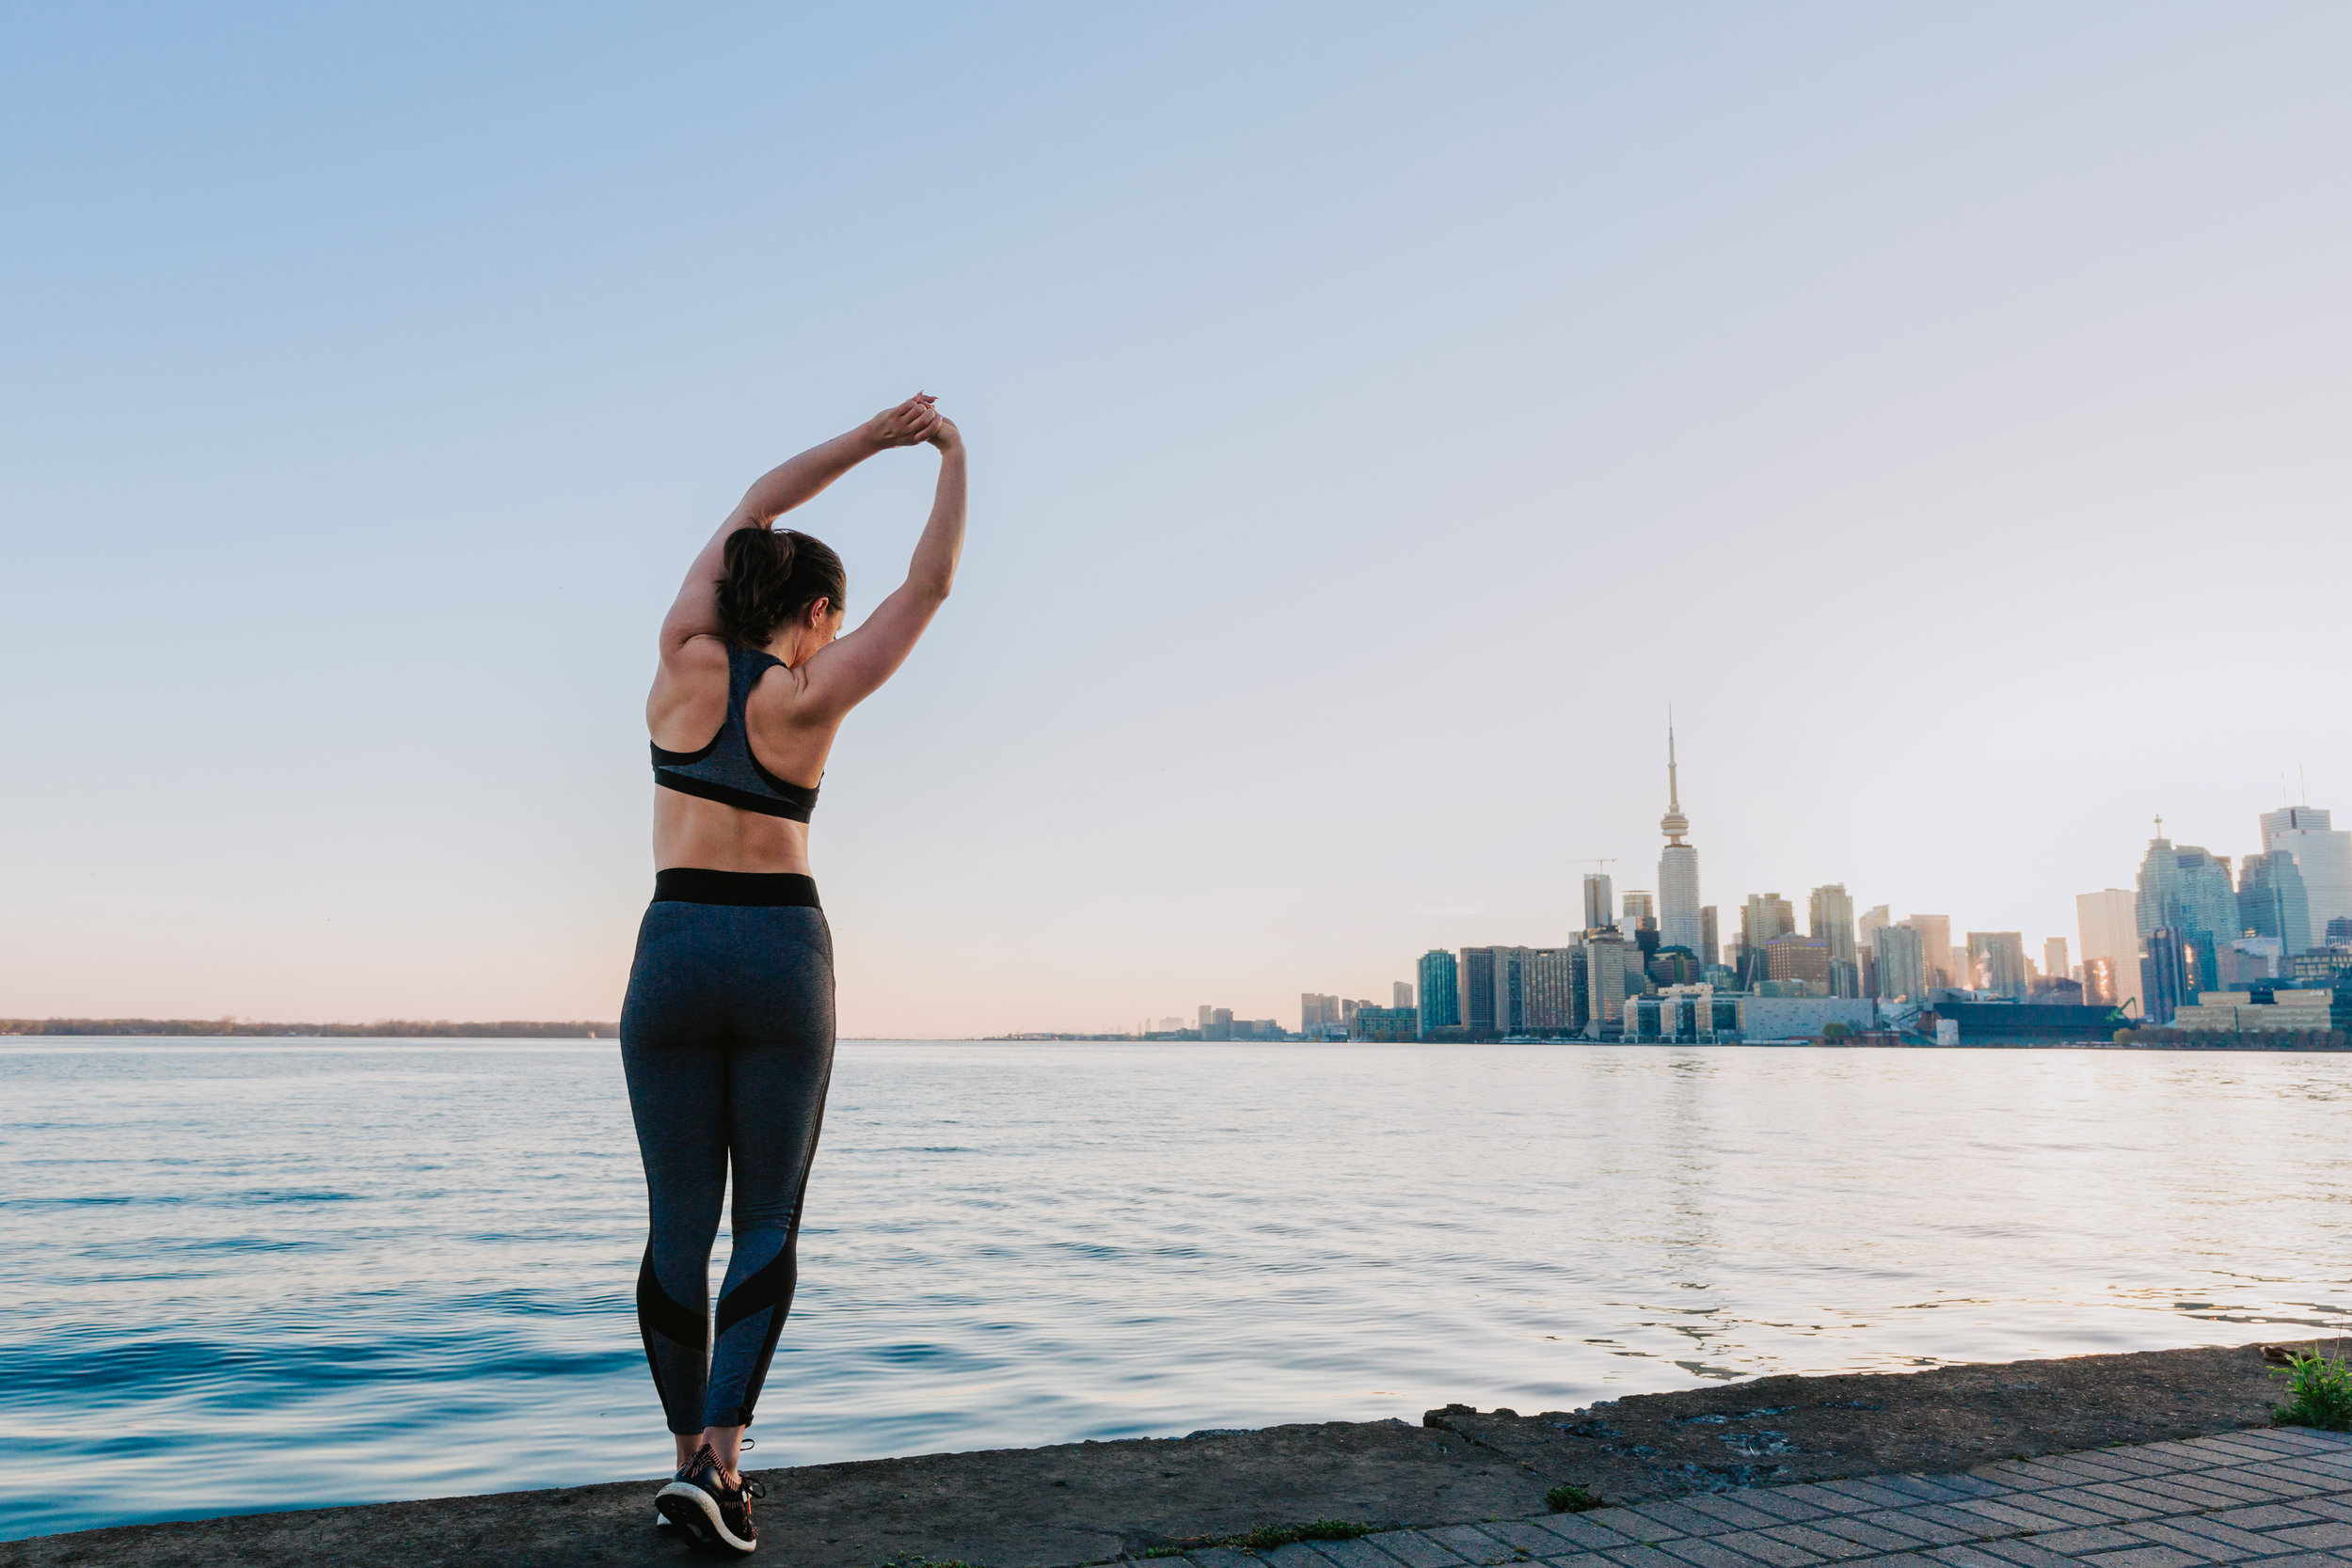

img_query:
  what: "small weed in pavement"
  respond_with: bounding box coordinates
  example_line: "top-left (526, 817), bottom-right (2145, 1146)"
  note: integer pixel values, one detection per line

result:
top-left (2274, 1351), bottom-right (2352, 1431)
top-left (1546, 1482), bottom-right (1601, 1513)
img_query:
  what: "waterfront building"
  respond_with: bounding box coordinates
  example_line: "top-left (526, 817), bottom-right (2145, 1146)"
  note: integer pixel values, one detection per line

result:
top-left (1392, 980), bottom-right (1415, 1010)
top-left (1625, 985), bottom-right (1742, 1043)
top-left (2168, 989), bottom-right (2334, 1034)
top-left (2239, 850), bottom-right (2313, 957)
top-left (2075, 888), bottom-right (2142, 1017)
top-left (1623, 891), bottom-right (1656, 930)
top-left (1927, 1001), bottom-right (2126, 1043)
top-left (1966, 932), bottom-right (2029, 999)
top-left (1416, 950), bottom-right (1460, 1036)
top-left (1524, 946), bottom-right (1586, 1035)
top-left (2044, 937), bottom-right (2069, 984)
top-left (1857, 904), bottom-right (1891, 957)
top-left (2262, 805), bottom-right (2352, 937)
top-left (1905, 914), bottom-right (1953, 988)
top-left (1205, 1006), bottom-right (1235, 1041)
top-left (1582, 873), bottom-right (1614, 932)
top-left (1198, 1005), bottom-right (1213, 1032)
top-left (2330, 916), bottom-right (2352, 945)
top-left (1300, 993), bottom-right (1340, 1037)
top-left (1726, 993), bottom-right (1877, 1041)
top-left (1656, 723), bottom-right (1703, 952)
top-left (1348, 1006), bottom-right (1419, 1042)
top-left (1873, 922), bottom-right (1927, 1001)
top-left (1698, 906), bottom-right (1719, 967)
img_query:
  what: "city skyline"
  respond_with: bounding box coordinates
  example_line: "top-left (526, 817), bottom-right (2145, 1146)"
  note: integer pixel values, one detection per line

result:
top-left (1163, 757), bottom-right (2351, 1043)
top-left (8, 7), bottom-right (2352, 1037)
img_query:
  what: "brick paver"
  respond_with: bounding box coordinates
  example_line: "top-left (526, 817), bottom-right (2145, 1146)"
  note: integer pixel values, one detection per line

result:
top-left (1150, 1428), bottom-right (2352, 1568)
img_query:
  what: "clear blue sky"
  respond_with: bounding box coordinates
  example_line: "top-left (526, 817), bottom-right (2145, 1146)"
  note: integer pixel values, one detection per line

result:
top-left (6, 4), bottom-right (2349, 1034)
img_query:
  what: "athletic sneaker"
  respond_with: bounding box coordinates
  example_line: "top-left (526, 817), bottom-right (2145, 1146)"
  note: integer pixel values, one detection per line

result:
top-left (657, 1443), bottom-right (764, 1554)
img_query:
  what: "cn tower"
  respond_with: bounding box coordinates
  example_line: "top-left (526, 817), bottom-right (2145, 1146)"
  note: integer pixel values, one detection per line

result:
top-left (1658, 718), bottom-right (1703, 952)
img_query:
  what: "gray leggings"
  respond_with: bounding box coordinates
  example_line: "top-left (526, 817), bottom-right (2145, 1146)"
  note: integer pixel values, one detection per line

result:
top-left (618, 872), bottom-right (834, 1433)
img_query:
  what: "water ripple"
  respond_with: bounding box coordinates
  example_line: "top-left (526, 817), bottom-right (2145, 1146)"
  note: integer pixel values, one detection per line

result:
top-left (0, 1039), bottom-right (2346, 1542)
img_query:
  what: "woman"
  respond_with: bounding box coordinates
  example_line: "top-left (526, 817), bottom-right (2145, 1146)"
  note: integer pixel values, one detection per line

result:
top-left (623, 393), bottom-right (964, 1555)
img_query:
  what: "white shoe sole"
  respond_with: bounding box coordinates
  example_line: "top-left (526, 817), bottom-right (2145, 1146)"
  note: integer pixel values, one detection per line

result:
top-left (657, 1481), bottom-right (756, 1553)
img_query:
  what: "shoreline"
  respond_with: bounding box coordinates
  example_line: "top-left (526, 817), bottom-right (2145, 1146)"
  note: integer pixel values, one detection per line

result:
top-left (10, 1337), bottom-right (2343, 1568)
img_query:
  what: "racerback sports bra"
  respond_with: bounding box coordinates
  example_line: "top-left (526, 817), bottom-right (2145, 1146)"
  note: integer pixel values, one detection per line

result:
top-left (650, 642), bottom-right (820, 821)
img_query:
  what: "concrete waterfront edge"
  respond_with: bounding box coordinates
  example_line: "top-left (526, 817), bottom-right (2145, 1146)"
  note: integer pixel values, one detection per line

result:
top-left (8, 1340), bottom-right (2346, 1567)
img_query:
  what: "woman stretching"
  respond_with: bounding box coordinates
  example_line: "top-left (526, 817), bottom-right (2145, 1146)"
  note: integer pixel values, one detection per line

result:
top-left (623, 393), bottom-right (963, 1555)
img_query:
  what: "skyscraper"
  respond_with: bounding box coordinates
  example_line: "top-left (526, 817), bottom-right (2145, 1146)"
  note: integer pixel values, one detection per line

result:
top-left (2137, 824), bottom-right (2233, 995)
top-left (2140, 927), bottom-right (2197, 1024)
top-left (2238, 851), bottom-right (2312, 957)
top-left (1657, 722), bottom-right (1703, 952)
top-left (2134, 822), bottom-right (2234, 940)
top-left (1698, 906), bottom-right (1719, 967)
top-left (1906, 914), bottom-right (1953, 988)
top-left (1809, 884), bottom-right (1858, 995)
top-left (2075, 888), bottom-right (2142, 1017)
top-left (1523, 947), bottom-right (1585, 1035)
top-left (1460, 947), bottom-right (1498, 1037)
top-left (1873, 923), bottom-right (1927, 1001)
top-left (1967, 932), bottom-right (2028, 998)
top-left (2261, 805), bottom-right (2352, 937)
top-left (1393, 980), bottom-right (1416, 1010)
top-left (1416, 950), bottom-right (1459, 1036)
top-left (2043, 937), bottom-right (2069, 984)
top-left (1738, 893), bottom-right (1796, 987)
top-left (1581, 873), bottom-right (1615, 932)
top-left (1857, 904), bottom-right (1892, 954)
top-left (1583, 928), bottom-right (1630, 1037)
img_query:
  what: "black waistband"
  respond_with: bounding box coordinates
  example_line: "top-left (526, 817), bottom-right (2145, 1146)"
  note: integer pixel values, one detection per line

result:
top-left (653, 869), bottom-right (821, 908)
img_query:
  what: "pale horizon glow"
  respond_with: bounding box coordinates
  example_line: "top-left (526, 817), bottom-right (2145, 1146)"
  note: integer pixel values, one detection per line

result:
top-left (6, 6), bottom-right (2351, 1035)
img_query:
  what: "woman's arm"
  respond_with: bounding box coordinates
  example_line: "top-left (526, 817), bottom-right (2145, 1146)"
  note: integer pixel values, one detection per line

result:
top-left (797, 419), bottom-right (967, 716)
top-left (657, 396), bottom-right (941, 655)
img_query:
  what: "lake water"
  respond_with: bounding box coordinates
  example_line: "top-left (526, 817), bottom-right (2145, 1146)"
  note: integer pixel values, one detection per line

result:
top-left (2, 1039), bottom-right (2347, 1541)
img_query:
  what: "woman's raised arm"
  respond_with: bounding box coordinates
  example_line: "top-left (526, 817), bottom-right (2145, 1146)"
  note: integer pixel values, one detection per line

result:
top-left (798, 418), bottom-right (967, 716)
top-left (658, 396), bottom-right (941, 656)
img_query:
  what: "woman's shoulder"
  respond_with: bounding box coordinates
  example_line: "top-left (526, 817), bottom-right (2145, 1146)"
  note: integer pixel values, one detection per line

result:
top-left (659, 631), bottom-right (734, 680)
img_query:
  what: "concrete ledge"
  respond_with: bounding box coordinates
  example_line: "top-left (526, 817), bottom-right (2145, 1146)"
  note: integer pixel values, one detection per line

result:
top-left (8, 1338), bottom-right (2344, 1568)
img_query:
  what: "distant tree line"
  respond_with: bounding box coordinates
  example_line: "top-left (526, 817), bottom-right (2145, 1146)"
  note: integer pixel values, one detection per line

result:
top-left (0, 1018), bottom-right (617, 1038)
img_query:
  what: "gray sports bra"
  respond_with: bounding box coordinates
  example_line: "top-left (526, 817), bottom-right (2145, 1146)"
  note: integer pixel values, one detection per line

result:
top-left (650, 643), bottom-right (819, 822)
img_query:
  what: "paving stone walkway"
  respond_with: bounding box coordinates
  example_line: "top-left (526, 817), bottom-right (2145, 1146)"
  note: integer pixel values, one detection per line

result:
top-left (1160, 1427), bottom-right (2352, 1568)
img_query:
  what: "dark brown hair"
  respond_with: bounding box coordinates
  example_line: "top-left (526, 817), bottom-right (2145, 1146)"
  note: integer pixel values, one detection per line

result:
top-left (716, 528), bottom-right (847, 647)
